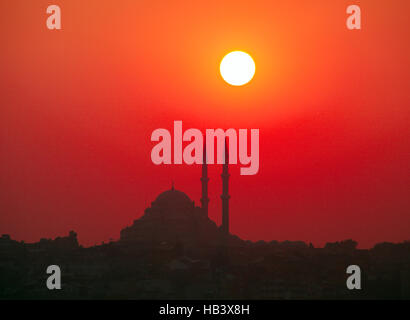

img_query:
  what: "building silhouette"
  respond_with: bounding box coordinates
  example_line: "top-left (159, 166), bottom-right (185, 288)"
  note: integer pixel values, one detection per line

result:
top-left (120, 141), bottom-right (233, 248)
top-left (2, 139), bottom-right (409, 300)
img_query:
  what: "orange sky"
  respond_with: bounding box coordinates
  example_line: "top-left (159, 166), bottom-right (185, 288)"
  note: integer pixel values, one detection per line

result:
top-left (0, 0), bottom-right (409, 247)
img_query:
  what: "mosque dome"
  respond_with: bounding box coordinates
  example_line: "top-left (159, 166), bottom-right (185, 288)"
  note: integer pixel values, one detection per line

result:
top-left (153, 187), bottom-right (193, 209)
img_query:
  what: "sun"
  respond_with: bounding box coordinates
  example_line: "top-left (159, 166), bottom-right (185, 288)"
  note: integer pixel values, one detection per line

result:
top-left (220, 51), bottom-right (255, 86)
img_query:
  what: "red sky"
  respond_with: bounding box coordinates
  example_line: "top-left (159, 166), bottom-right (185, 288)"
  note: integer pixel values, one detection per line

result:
top-left (1, 0), bottom-right (409, 248)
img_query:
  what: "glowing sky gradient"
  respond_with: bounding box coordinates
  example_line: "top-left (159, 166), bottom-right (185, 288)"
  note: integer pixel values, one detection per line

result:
top-left (0, 0), bottom-right (409, 247)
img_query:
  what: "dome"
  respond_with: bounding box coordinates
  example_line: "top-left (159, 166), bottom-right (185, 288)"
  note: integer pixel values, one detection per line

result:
top-left (153, 188), bottom-right (192, 208)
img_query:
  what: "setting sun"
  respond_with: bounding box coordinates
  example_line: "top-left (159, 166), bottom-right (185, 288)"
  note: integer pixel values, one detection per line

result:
top-left (220, 51), bottom-right (255, 86)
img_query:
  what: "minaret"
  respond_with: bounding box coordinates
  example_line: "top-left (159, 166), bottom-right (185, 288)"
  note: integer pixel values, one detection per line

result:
top-left (200, 141), bottom-right (210, 216)
top-left (221, 138), bottom-right (230, 234)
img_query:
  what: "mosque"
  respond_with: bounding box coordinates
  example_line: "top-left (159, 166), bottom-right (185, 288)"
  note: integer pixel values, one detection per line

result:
top-left (120, 141), bottom-right (237, 249)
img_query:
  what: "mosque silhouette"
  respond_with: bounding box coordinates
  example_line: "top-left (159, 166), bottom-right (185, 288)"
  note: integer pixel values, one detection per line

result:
top-left (120, 140), bottom-right (240, 252)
